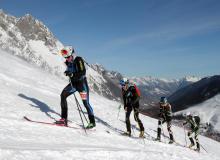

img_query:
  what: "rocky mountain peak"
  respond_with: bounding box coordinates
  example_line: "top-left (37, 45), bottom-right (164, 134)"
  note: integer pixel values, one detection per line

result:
top-left (16, 14), bottom-right (57, 48)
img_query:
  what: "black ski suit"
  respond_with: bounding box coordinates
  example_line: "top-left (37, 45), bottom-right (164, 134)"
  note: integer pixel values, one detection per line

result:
top-left (122, 84), bottom-right (144, 133)
top-left (183, 116), bottom-right (200, 150)
top-left (60, 56), bottom-right (95, 124)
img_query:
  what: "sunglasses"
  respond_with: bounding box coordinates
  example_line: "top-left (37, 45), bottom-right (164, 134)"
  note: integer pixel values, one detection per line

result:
top-left (61, 49), bottom-right (69, 57)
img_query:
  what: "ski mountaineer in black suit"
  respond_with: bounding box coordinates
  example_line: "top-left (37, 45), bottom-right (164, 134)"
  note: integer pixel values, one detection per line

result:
top-left (156, 97), bottom-right (174, 144)
top-left (183, 112), bottom-right (200, 152)
top-left (120, 78), bottom-right (145, 138)
top-left (55, 46), bottom-right (96, 129)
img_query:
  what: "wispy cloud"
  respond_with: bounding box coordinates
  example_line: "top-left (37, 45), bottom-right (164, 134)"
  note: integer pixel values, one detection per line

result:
top-left (81, 0), bottom-right (116, 8)
top-left (102, 14), bottom-right (220, 49)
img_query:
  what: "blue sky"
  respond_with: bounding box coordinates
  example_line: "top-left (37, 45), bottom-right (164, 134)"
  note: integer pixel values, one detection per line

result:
top-left (1, 0), bottom-right (220, 78)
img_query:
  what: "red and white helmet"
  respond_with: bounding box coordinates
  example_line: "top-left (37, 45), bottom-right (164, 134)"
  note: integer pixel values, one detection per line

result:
top-left (60, 46), bottom-right (75, 58)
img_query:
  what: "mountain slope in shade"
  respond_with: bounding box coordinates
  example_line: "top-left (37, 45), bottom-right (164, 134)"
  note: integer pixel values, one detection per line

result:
top-left (169, 75), bottom-right (220, 112)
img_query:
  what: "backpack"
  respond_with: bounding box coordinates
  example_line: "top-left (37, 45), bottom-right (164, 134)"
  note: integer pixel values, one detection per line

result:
top-left (194, 116), bottom-right (200, 125)
top-left (134, 84), bottom-right (141, 97)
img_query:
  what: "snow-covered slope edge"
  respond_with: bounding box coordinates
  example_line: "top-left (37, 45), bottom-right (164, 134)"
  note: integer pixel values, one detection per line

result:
top-left (1, 50), bottom-right (220, 159)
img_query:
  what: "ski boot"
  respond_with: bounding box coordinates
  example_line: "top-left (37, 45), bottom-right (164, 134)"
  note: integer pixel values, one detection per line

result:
top-left (122, 131), bottom-right (131, 137)
top-left (155, 137), bottom-right (161, 142)
top-left (168, 140), bottom-right (174, 144)
top-left (86, 122), bottom-right (96, 129)
top-left (169, 134), bottom-right (174, 144)
top-left (139, 131), bottom-right (145, 138)
top-left (55, 118), bottom-right (67, 126)
top-left (195, 142), bottom-right (200, 152)
top-left (188, 143), bottom-right (195, 148)
top-left (194, 148), bottom-right (200, 152)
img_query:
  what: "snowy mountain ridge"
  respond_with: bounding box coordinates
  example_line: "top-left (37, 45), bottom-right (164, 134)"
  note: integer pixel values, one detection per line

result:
top-left (131, 75), bottom-right (200, 85)
top-left (0, 10), bottom-right (63, 75)
top-left (131, 76), bottom-right (199, 110)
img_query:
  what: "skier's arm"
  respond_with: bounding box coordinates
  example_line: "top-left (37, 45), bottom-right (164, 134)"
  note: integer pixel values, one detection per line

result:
top-left (122, 89), bottom-right (127, 110)
top-left (183, 118), bottom-right (190, 126)
top-left (158, 105), bottom-right (163, 118)
top-left (166, 104), bottom-right (172, 117)
top-left (192, 118), bottom-right (199, 130)
top-left (64, 61), bottom-right (73, 76)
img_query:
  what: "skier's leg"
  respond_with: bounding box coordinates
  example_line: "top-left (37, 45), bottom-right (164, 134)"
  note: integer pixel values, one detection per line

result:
top-left (167, 119), bottom-right (174, 142)
top-left (133, 106), bottom-right (144, 132)
top-left (59, 83), bottom-right (75, 125)
top-left (188, 130), bottom-right (195, 147)
top-left (78, 79), bottom-right (95, 125)
top-left (125, 107), bottom-right (132, 134)
top-left (195, 129), bottom-right (200, 151)
top-left (157, 119), bottom-right (163, 140)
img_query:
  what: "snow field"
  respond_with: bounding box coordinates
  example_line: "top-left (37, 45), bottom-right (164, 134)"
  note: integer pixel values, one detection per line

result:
top-left (0, 50), bottom-right (220, 160)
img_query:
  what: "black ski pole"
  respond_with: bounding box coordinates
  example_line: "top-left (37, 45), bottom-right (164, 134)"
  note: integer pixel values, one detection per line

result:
top-left (73, 93), bottom-right (87, 134)
top-left (82, 58), bottom-right (95, 71)
top-left (74, 94), bottom-right (89, 124)
top-left (83, 58), bottom-right (90, 67)
top-left (200, 143), bottom-right (208, 153)
top-left (69, 79), bottom-right (87, 134)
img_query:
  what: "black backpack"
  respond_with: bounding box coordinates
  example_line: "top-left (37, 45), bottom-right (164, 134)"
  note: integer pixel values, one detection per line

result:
top-left (194, 116), bottom-right (200, 125)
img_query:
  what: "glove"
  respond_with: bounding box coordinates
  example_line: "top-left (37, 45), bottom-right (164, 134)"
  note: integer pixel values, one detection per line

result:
top-left (64, 71), bottom-right (73, 77)
top-left (124, 106), bottom-right (127, 111)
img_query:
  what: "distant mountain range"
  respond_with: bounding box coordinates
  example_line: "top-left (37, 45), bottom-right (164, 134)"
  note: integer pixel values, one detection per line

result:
top-left (131, 76), bottom-right (199, 110)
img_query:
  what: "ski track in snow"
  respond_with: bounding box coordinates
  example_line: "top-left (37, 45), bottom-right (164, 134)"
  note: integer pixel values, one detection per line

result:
top-left (0, 50), bottom-right (220, 160)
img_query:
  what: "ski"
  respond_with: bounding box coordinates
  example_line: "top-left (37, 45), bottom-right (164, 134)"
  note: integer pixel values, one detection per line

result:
top-left (24, 116), bottom-right (84, 130)
top-left (152, 138), bottom-right (199, 152)
top-left (120, 132), bottom-right (146, 139)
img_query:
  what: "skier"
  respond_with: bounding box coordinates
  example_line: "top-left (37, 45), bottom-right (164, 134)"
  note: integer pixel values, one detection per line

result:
top-left (55, 46), bottom-right (96, 129)
top-left (156, 97), bottom-right (174, 143)
top-left (120, 78), bottom-right (145, 138)
top-left (183, 112), bottom-right (200, 152)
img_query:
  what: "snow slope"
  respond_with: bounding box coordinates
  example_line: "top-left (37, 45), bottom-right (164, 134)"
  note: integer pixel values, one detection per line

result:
top-left (0, 50), bottom-right (220, 160)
